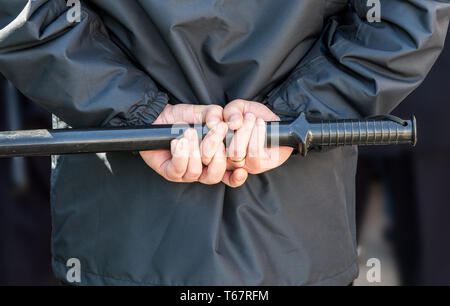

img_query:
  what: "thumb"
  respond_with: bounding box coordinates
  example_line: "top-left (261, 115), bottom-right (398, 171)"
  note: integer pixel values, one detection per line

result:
top-left (222, 168), bottom-right (248, 188)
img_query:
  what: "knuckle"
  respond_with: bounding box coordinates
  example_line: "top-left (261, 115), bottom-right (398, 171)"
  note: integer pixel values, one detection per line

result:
top-left (171, 167), bottom-right (186, 178)
top-left (210, 178), bottom-right (223, 185)
top-left (166, 171), bottom-right (183, 181)
top-left (187, 168), bottom-right (202, 180)
top-left (201, 176), bottom-right (222, 185)
top-left (194, 169), bottom-right (203, 178)
top-left (229, 99), bottom-right (243, 105)
top-left (202, 138), bottom-right (217, 153)
top-left (201, 153), bottom-right (214, 165)
top-left (248, 147), bottom-right (258, 159)
top-left (209, 104), bottom-right (223, 113)
top-left (226, 99), bottom-right (244, 110)
top-left (201, 156), bottom-right (212, 166)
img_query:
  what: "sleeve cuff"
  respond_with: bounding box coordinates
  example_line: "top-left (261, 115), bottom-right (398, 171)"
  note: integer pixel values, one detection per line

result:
top-left (107, 91), bottom-right (169, 127)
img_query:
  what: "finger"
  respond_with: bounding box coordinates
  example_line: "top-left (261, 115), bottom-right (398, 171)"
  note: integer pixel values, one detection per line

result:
top-left (247, 118), bottom-right (269, 170)
top-left (199, 143), bottom-right (227, 185)
top-left (164, 138), bottom-right (189, 181)
top-left (185, 105), bottom-right (209, 124)
top-left (201, 122), bottom-right (228, 166)
top-left (158, 104), bottom-right (210, 125)
top-left (224, 100), bottom-right (245, 130)
top-left (245, 103), bottom-right (280, 122)
top-left (228, 112), bottom-right (256, 168)
top-left (226, 159), bottom-right (237, 171)
top-left (224, 100), bottom-right (280, 130)
top-left (222, 168), bottom-right (248, 188)
top-left (182, 128), bottom-right (203, 182)
top-left (204, 105), bottom-right (224, 129)
top-left (139, 150), bottom-right (172, 178)
top-left (188, 104), bottom-right (223, 126)
top-left (246, 118), bottom-right (295, 174)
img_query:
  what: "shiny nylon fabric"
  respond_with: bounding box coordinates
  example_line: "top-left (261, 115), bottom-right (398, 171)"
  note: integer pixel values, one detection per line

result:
top-left (0, 0), bottom-right (449, 285)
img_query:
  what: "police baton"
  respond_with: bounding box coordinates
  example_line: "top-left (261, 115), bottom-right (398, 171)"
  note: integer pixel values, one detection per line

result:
top-left (0, 113), bottom-right (416, 158)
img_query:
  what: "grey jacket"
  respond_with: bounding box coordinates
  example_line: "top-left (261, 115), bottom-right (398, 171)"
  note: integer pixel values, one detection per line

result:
top-left (0, 0), bottom-right (449, 285)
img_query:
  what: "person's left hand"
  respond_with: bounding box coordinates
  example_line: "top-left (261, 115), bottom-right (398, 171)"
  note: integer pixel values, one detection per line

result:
top-left (223, 99), bottom-right (294, 176)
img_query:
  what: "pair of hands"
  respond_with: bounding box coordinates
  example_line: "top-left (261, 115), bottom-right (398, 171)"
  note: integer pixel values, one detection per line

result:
top-left (139, 100), bottom-right (294, 188)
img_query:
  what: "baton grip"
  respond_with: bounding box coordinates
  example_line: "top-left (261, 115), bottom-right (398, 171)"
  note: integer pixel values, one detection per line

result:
top-left (307, 116), bottom-right (417, 148)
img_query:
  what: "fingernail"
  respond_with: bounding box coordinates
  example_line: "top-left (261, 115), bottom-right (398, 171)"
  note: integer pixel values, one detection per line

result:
top-left (257, 118), bottom-right (265, 126)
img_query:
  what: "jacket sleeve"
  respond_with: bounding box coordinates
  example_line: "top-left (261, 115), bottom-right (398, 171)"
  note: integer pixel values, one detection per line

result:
top-left (0, 0), bottom-right (168, 128)
top-left (263, 0), bottom-right (450, 121)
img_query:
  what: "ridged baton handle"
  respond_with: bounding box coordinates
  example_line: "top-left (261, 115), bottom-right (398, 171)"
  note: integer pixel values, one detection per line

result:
top-left (308, 117), bottom-right (417, 148)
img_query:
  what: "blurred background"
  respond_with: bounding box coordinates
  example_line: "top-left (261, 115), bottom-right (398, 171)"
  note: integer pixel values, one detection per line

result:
top-left (0, 32), bottom-right (449, 286)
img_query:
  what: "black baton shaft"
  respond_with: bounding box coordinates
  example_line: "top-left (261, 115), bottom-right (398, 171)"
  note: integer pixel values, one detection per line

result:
top-left (0, 123), bottom-right (294, 157)
top-left (0, 125), bottom-right (202, 158)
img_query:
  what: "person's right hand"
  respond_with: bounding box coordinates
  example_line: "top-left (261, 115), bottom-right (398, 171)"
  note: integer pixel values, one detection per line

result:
top-left (139, 104), bottom-right (248, 187)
